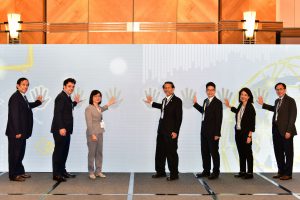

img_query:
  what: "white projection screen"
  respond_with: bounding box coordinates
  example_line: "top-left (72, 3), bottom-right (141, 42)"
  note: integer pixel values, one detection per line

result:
top-left (0, 45), bottom-right (299, 173)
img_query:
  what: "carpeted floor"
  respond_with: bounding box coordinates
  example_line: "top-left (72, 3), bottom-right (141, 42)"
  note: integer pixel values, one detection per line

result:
top-left (0, 173), bottom-right (299, 200)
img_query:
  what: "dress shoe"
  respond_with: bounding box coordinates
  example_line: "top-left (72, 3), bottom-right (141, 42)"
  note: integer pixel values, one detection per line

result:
top-left (242, 173), bottom-right (253, 179)
top-left (53, 175), bottom-right (67, 182)
top-left (21, 173), bottom-right (31, 178)
top-left (167, 175), bottom-right (179, 181)
top-left (10, 175), bottom-right (25, 182)
top-left (63, 172), bottom-right (76, 178)
top-left (208, 173), bottom-right (219, 180)
top-left (152, 173), bottom-right (167, 178)
top-left (196, 172), bottom-right (210, 178)
top-left (280, 175), bottom-right (292, 180)
top-left (234, 172), bottom-right (246, 178)
top-left (272, 174), bottom-right (282, 179)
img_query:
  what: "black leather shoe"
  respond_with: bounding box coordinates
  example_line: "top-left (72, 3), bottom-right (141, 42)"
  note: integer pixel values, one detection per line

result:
top-left (208, 173), bottom-right (219, 180)
top-left (167, 175), bottom-right (179, 181)
top-left (21, 173), bottom-right (31, 178)
top-left (242, 173), bottom-right (253, 179)
top-left (10, 175), bottom-right (25, 182)
top-left (53, 175), bottom-right (67, 182)
top-left (63, 172), bottom-right (76, 178)
top-left (272, 174), bottom-right (282, 179)
top-left (152, 173), bottom-right (167, 178)
top-left (196, 172), bottom-right (210, 178)
top-left (234, 172), bottom-right (246, 178)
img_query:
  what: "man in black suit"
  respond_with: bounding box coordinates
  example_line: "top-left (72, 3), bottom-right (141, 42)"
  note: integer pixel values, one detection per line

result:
top-left (193, 82), bottom-right (223, 179)
top-left (258, 82), bottom-right (297, 180)
top-left (51, 78), bottom-right (80, 182)
top-left (145, 81), bottom-right (183, 181)
top-left (6, 77), bottom-right (42, 181)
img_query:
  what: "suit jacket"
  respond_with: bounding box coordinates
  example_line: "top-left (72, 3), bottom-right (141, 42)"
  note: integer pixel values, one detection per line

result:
top-left (5, 91), bottom-right (41, 139)
top-left (193, 97), bottom-right (223, 137)
top-left (85, 104), bottom-right (108, 135)
top-left (152, 94), bottom-right (183, 135)
top-left (262, 94), bottom-right (297, 136)
top-left (51, 91), bottom-right (77, 134)
top-left (231, 102), bottom-right (256, 135)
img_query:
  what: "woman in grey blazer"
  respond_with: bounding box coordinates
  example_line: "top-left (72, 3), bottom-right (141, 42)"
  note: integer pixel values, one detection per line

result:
top-left (85, 90), bottom-right (115, 179)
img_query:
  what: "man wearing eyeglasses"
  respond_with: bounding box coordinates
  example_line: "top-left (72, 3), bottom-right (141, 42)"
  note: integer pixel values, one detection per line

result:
top-left (258, 82), bottom-right (297, 180)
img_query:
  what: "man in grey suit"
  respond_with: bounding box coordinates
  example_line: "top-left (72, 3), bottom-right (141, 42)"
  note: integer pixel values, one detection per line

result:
top-left (258, 82), bottom-right (297, 180)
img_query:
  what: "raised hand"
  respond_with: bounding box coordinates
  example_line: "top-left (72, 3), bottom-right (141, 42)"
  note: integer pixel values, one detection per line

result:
top-left (72, 87), bottom-right (85, 107)
top-left (224, 98), bottom-right (230, 108)
top-left (105, 87), bottom-right (123, 109)
top-left (29, 85), bottom-right (51, 109)
top-left (144, 88), bottom-right (160, 107)
top-left (181, 88), bottom-right (196, 109)
top-left (217, 88), bottom-right (233, 106)
top-left (107, 96), bottom-right (116, 107)
top-left (253, 88), bottom-right (268, 105)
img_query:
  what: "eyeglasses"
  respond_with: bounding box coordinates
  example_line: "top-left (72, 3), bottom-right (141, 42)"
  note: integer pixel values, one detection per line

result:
top-left (276, 88), bottom-right (285, 91)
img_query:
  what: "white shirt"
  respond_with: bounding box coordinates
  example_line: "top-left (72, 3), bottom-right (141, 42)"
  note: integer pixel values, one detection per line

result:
top-left (203, 96), bottom-right (214, 121)
top-left (161, 94), bottom-right (174, 119)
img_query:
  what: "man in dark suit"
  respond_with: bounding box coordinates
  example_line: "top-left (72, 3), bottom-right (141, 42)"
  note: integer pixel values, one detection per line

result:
top-left (193, 82), bottom-right (223, 179)
top-left (145, 81), bottom-right (183, 181)
top-left (258, 82), bottom-right (297, 180)
top-left (6, 77), bottom-right (42, 181)
top-left (51, 78), bottom-right (80, 182)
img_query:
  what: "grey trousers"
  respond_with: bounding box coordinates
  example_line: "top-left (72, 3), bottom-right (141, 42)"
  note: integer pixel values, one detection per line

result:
top-left (87, 133), bottom-right (103, 173)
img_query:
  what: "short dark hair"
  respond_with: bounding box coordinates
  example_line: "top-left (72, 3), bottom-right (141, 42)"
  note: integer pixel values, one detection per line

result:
top-left (275, 82), bottom-right (286, 90)
top-left (89, 90), bottom-right (102, 105)
top-left (162, 81), bottom-right (175, 89)
top-left (63, 78), bottom-right (76, 86)
top-left (17, 77), bottom-right (28, 85)
top-left (206, 82), bottom-right (216, 89)
top-left (239, 87), bottom-right (254, 103)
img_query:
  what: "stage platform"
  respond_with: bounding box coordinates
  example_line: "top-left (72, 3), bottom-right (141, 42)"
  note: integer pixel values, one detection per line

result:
top-left (0, 172), bottom-right (299, 200)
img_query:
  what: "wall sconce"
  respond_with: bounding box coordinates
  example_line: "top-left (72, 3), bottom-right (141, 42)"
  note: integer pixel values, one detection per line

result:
top-left (243, 11), bottom-right (257, 44)
top-left (6, 13), bottom-right (22, 44)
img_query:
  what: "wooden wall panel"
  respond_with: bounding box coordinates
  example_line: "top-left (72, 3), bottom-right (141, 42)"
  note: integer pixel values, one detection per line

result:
top-left (89, 0), bottom-right (133, 43)
top-left (134, 32), bottom-right (176, 44)
top-left (0, 33), bottom-right (8, 44)
top-left (220, 31), bottom-right (243, 44)
top-left (89, 0), bottom-right (133, 22)
top-left (256, 32), bottom-right (276, 44)
top-left (20, 32), bottom-right (44, 44)
top-left (89, 32), bottom-right (132, 44)
top-left (177, 32), bottom-right (218, 44)
top-left (16, 0), bottom-right (44, 22)
top-left (47, 32), bottom-right (87, 44)
top-left (177, 0), bottom-right (218, 22)
top-left (221, 0), bottom-right (276, 21)
top-left (134, 0), bottom-right (177, 22)
top-left (47, 0), bottom-right (88, 23)
top-left (0, 0), bottom-right (14, 22)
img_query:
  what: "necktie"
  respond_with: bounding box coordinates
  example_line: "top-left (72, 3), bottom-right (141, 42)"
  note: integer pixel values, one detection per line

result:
top-left (24, 95), bottom-right (30, 108)
top-left (205, 99), bottom-right (210, 109)
top-left (275, 98), bottom-right (282, 121)
top-left (161, 98), bottom-right (167, 119)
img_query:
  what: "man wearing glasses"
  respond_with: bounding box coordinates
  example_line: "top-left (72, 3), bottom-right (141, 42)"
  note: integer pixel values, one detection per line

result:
top-left (258, 82), bottom-right (297, 180)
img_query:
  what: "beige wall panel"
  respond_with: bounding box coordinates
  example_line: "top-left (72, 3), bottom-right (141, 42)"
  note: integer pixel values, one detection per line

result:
top-left (89, 32), bottom-right (132, 44)
top-left (177, 32), bottom-right (218, 44)
top-left (47, 32), bottom-right (87, 44)
top-left (279, 0), bottom-right (295, 27)
top-left (134, 32), bottom-right (176, 43)
top-left (177, 0), bottom-right (218, 22)
top-left (134, 0), bottom-right (177, 22)
top-left (89, 0), bottom-right (133, 22)
top-left (47, 0), bottom-right (88, 23)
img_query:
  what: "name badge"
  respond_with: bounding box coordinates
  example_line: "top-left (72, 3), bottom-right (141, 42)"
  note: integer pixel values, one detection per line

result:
top-left (100, 120), bottom-right (105, 129)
